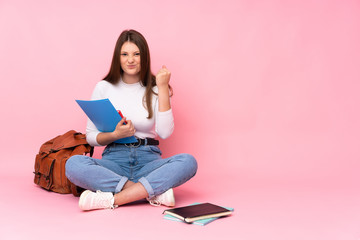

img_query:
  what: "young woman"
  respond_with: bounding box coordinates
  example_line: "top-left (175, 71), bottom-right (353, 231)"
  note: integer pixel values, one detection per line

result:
top-left (65, 29), bottom-right (198, 211)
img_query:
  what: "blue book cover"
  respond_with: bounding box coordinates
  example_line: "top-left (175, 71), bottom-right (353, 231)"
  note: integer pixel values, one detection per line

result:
top-left (75, 98), bottom-right (137, 144)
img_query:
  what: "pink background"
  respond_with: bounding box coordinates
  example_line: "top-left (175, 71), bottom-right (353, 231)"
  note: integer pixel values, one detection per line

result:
top-left (1, 0), bottom-right (359, 239)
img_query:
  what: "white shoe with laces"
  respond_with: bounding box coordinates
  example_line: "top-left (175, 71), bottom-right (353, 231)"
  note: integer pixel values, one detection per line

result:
top-left (79, 190), bottom-right (116, 211)
top-left (147, 188), bottom-right (175, 207)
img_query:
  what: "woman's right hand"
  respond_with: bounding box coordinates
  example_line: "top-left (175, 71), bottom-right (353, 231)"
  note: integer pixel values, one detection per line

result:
top-left (112, 117), bottom-right (136, 139)
top-left (96, 117), bottom-right (136, 146)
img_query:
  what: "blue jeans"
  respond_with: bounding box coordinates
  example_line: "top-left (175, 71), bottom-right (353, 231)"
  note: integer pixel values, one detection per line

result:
top-left (65, 144), bottom-right (197, 198)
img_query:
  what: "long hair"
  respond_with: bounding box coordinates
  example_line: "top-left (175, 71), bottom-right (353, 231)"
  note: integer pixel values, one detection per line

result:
top-left (103, 29), bottom-right (172, 119)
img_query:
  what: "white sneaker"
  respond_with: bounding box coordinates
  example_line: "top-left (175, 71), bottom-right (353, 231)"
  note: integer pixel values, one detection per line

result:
top-left (79, 190), bottom-right (116, 211)
top-left (147, 188), bottom-right (175, 207)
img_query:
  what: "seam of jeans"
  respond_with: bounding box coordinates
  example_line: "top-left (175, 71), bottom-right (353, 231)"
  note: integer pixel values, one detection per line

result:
top-left (115, 176), bottom-right (128, 193)
top-left (138, 177), bottom-right (154, 198)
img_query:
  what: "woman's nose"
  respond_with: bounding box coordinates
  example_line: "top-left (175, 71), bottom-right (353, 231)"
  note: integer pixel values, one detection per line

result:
top-left (128, 56), bottom-right (134, 63)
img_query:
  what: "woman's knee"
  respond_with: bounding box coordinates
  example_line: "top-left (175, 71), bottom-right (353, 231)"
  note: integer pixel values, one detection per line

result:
top-left (65, 155), bottom-right (87, 177)
top-left (179, 153), bottom-right (198, 175)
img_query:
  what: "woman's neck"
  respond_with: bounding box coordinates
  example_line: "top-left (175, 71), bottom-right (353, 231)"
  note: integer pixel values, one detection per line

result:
top-left (122, 73), bottom-right (140, 84)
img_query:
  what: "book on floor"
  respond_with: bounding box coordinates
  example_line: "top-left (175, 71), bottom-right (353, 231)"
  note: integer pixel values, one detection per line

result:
top-left (163, 203), bottom-right (234, 224)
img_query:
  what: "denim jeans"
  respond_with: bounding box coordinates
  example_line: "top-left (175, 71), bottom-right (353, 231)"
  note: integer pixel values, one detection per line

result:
top-left (65, 143), bottom-right (198, 198)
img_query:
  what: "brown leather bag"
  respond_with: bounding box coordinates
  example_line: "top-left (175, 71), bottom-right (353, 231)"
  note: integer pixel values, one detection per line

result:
top-left (33, 130), bottom-right (93, 196)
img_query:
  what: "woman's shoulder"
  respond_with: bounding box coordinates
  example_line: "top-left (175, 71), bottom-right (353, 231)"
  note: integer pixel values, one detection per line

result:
top-left (91, 80), bottom-right (116, 99)
top-left (93, 80), bottom-right (119, 92)
top-left (95, 80), bottom-right (114, 89)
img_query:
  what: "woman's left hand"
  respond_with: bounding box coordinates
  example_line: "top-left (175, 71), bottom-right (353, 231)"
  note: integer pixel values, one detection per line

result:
top-left (156, 65), bottom-right (171, 88)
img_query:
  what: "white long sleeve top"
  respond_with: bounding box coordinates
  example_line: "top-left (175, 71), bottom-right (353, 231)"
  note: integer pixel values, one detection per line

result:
top-left (86, 80), bottom-right (174, 146)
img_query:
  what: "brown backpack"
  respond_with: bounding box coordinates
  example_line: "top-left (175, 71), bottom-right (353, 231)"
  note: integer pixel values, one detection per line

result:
top-left (33, 130), bottom-right (93, 196)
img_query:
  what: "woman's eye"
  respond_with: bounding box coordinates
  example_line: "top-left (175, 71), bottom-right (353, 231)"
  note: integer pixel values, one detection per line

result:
top-left (135, 53), bottom-right (140, 56)
top-left (121, 53), bottom-right (127, 56)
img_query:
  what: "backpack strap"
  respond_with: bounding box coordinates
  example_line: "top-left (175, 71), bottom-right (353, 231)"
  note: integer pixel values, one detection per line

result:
top-left (51, 130), bottom-right (89, 150)
top-left (71, 144), bottom-right (93, 157)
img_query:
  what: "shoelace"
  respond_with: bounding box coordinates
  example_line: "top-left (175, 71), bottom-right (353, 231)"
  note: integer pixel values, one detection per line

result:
top-left (148, 199), bottom-right (161, 207)
top-left (95, 190), bottom-right (115, 209)
top-left (147, 195), bottom-right (163, 207)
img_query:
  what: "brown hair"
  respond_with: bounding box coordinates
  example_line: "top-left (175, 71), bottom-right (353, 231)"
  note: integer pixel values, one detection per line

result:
top-left (103, 29), bottom-right (172, 119)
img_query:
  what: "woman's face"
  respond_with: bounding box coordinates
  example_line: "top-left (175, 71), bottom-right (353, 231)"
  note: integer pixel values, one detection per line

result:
top-left (120, 41), bottom-right (141, 78)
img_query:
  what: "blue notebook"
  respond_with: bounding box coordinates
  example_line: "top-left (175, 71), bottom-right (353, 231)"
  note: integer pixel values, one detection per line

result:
top-left (75, 98), bottom-right (137, 144)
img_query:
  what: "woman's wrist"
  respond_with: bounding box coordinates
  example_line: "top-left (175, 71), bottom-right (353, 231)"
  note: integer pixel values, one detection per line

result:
top-left (110, 131), bottom-right (121, 140)
top-left (97, 132), bottom-right (119, 146)
top-left (157, 84), bottom-right (169, 92)
top-left (157, 85), bottom-right (171, 112)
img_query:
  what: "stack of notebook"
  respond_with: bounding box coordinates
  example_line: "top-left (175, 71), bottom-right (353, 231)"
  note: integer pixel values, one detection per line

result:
top-left (163, 203), bottom-right (234, 226)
